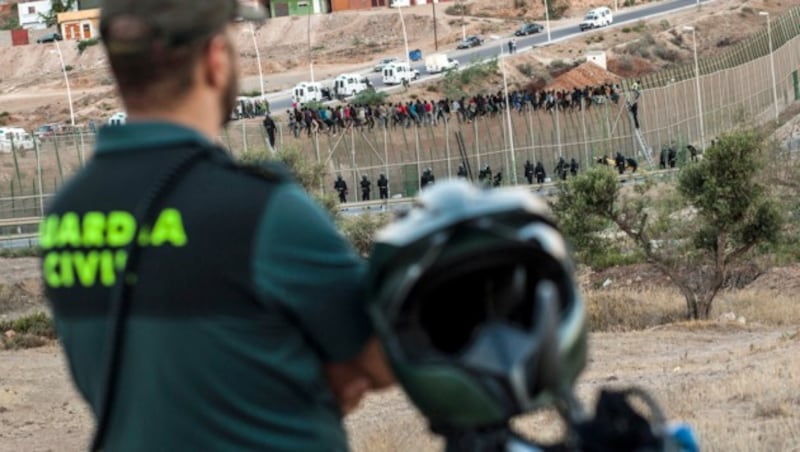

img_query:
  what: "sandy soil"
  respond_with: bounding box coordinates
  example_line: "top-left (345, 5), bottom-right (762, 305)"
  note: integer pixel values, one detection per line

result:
top-left (1, 325), bottom-right (797, 451)
top-left (1, 257), bottom-right (799, 450)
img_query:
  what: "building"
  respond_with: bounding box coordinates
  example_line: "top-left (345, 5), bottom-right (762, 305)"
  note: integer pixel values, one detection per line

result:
top-left (18, 0), bottom-right (54, 30)
top-left (57, 8), bottom-right (99, 41)
top-left (267, 0), bottom-right (329, 16)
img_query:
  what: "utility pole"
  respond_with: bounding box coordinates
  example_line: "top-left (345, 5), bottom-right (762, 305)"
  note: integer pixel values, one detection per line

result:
top-left (432, 0), bottom-right (438, 51)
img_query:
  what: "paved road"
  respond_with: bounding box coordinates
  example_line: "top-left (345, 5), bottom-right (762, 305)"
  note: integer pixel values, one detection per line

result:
top-left (267, 0), bottom-right (709, 112)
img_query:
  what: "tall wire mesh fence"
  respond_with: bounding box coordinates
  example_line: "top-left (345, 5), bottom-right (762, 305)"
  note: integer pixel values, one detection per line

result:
top-left (1, 8), bottom-right (799, 220)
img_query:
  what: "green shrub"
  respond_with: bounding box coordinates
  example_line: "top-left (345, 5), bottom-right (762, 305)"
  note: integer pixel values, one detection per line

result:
top-left (654, 46), bottom-right (680, 62)
top-left (352, 88), bottom-right (388, 106)
top-left (516, 63), bottom-right (534, 77)
top-left (77, 37), bottom-right (99, 54)
top-left (339, 212), bottom-right (391, 257)
top-left (444, 3), bottom-right (470, 15)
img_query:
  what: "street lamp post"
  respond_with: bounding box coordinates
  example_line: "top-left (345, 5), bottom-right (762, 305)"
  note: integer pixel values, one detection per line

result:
top-left (397, 3), bottom-right (410, 64)
top-left (760, 11), bottom-right (779, 123)
top-left (432, 0), bottom-right (438, 51)
top-left (307, 11), bottom-right (314, 83)
top-left (53, 40), bottom-right (75, 127)
top-left (460, 0), bottom-right (466, 40)
top-left (248, 22), bottom-right (266, 98)
top-left (684, 26), bottom-right (705, 150)
top-left (543, 0), bottom-right (552, 43)
top-left (500, 51), bottom-right (518, 185)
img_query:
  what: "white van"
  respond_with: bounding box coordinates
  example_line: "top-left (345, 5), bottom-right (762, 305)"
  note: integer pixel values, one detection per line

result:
top-left (382, 62), bottom-right (420, 85)
top-left (108, 112), bottom-right (127, 126)
top-left (0, 127), bottom-right (35, 153)
top-left (425, 54), bottom-right (459, 74)
top-left (292, 82), bottom-right (330, 106)
top-left (333, 74), bottom-right (371, 98)
top-left (579, 7), bottom-right (613, 31)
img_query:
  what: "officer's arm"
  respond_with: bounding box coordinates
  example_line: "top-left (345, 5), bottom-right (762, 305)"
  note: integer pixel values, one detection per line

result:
top-left (253, 184), bottom-right (393, 406)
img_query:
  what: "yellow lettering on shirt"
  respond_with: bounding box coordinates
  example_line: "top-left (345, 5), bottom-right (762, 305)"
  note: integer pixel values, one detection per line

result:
top-left (40, 209), bottom-right (188, 290)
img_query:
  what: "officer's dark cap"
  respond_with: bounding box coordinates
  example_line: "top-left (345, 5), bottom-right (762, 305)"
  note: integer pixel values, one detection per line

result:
top-left (100, 0), bottom-right (266, 55)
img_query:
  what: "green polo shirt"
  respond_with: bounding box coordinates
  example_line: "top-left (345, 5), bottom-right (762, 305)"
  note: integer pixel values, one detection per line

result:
top-left (42, 122), bottom-right (371, 451)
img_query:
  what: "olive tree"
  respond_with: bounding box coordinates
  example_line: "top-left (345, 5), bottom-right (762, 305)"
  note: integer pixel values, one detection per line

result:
top-left (552, 129), bottom-right (783, 319)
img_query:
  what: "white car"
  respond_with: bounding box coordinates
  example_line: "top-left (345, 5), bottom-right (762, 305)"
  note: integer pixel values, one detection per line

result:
top-left (373, 57), bottom-right (399, 72)
top-left (579, 7), bottom-right (613, 31)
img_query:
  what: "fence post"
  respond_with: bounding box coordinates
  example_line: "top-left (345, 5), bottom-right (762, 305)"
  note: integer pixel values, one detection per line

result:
top-left (34, 136), bottom-right (44, 217)
top-left (53, 134), bottom-right (64, 184)
top-left (444, 120), bottom-right (452, 178)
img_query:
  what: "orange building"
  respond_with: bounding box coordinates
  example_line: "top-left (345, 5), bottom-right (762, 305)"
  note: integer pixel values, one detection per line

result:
top-left (57, 8), bottom-right (100, 41)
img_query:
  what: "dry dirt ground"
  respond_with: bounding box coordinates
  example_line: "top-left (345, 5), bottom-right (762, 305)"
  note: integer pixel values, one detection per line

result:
top-left (1, 257), bottom-right (799, 451)
top-left (0, 0), bottom-right (794, 130)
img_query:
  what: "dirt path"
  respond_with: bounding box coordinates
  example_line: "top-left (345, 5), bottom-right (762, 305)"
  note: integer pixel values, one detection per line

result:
top-left (1, 324), bottom-right (797, 451)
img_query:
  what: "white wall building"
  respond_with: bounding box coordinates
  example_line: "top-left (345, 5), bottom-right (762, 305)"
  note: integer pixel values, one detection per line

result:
top-left (18, 0), bottom-right (79, 30)
top-left (586, 50), bottom-right (608, 71)
top-left (18, 0), bottom-right (52, 30)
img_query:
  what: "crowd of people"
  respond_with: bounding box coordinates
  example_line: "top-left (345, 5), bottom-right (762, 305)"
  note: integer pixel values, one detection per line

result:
top-left (283, 82), bottom-right (626, 138)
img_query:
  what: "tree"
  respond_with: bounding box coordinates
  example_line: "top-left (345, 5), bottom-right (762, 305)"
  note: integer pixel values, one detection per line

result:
top-left (552, 129), bottom-right (783, 319)
top-left (39, 0), bottom-right (77, 28)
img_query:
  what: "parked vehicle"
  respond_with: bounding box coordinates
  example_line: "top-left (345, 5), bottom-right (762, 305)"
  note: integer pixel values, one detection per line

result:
top-left (515, 23), bottom-right (544, 36)
top-left (425, 54), bottom-right (459, 74)
top-left (579, 7), bottom-right (613, 31)
top-left (108, 112), bottom-right (127, 126)
top-left (291, 82), bottom-right (332, 106)
top-left (382, 62), bottom-right (420, 85)
top-left (35, 123), bottom-right (60, 140)
top-left (36, 32), bottom-right (62, 44)
top-left (373, 57), bottom-right (399, 72)
top-left (456, 35), bottom-right (484, 49)
top-left (333, 74), bottom-right (372, 98)
top-left (0, 127), bottom-right (35, 152)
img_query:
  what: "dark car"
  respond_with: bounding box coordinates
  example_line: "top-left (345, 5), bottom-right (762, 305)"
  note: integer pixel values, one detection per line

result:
top-left (515, 23), bottom-right (544, 36)
top-left (456, 35), bottom-right (483, 50)
top-left (36, 33), bottom-right (62, 44)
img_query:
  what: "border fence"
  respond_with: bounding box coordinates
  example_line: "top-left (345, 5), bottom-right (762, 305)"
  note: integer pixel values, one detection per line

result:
top-left (1, 6), bottom-right (799, 222)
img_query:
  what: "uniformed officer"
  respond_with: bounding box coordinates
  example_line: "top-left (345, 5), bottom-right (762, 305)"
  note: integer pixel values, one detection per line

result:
top-left (626, 157), bottom-right (638, 173)
top-left (377, 173), bottom-right (389, 199)
top-left (555, 157), bottom-right (568, 181)
top-left (334, 174), bottom-right (349, 203)
top-left (360, 174), bottom-right (372, 201)
top-left (524, 160), bottom-right (534, 184)
top-left (493, 171), bottom-right (503, 187)
top-left (570, 158), bottom-right (579, 177)
top-left (39, 2), bottom-right (393, 450)
top-left (668, 147), bottom-right (677, 168)
top-left (615, 152), bottom-right (626, 174)
top-left (457, 164), bottom-right (468, 179)
top-left (534, 161), bottom-right (546, 184)
top-left (262, 113), bottom-right (276, 149)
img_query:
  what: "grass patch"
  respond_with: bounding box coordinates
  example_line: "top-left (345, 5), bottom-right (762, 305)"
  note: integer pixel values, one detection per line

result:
top-left (0, 247), bottom-right (40, 258)
top-left (0, 312), bottom-right (56, 350)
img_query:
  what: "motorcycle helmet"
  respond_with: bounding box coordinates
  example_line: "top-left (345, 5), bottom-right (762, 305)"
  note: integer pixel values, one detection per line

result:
top-left (368, 180), bottom-right (587, 429)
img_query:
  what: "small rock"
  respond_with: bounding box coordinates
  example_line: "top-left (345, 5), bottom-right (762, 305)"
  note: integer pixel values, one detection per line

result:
top-left (602, 278), bottom-right (612, 288)
top-left (737, 316), bottom-right (746, 325)
top-left (3, 330), bottom-right (15, 339)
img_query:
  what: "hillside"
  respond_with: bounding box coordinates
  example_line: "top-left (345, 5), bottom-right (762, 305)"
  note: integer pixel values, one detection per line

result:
top-left (0, 0), bottom-right (794, 130)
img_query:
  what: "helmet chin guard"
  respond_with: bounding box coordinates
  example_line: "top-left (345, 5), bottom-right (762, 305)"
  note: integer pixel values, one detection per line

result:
top-left (368, 180), bottom-right (588, 430)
